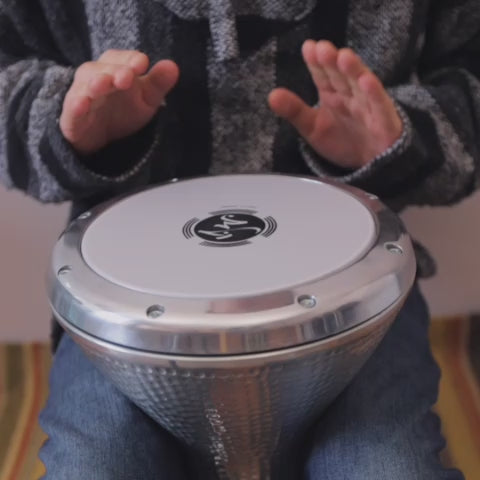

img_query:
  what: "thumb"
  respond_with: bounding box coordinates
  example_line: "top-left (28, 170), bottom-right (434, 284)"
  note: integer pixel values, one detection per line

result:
top-left (141, 60), bottom-right (179, 109)
top-left (269, 88), bottom-right (317, 141)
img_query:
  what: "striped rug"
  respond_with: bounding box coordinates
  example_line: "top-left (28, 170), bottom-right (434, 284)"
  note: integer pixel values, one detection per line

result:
top-left (430, 315), bottom-right (480, 478)
top-left (0, 316), bottom-right (479, 480)
top-left (0, 344), bottom-right (49, 480)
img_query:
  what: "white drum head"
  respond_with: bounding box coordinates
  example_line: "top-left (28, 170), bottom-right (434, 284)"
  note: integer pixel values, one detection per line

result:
top-left (81, 175), bottom-right (376, 298)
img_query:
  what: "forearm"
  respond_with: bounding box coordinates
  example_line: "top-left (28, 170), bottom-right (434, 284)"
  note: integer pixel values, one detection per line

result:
top-left (0, 2), bottom-right (170, 204)
top-left (1, 58), bottom-right (164, 202)
top-left (301, 67), bottom-right (480, 212)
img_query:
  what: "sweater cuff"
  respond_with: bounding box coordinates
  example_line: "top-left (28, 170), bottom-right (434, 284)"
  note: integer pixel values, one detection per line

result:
top-left (41, 107), bottom-right (165, 197)
top-left (75, 113), bottom-right (164, 180)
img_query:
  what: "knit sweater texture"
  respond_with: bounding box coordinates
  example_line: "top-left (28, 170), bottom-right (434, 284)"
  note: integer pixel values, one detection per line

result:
top-left (1, 0), bottom-right (480, 279)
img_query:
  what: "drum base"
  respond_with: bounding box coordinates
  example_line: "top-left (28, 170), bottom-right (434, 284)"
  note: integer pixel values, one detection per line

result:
top-left (188, 436), bottom-right (307, 480)
top-left (60, 301), bottom-right (403, 480)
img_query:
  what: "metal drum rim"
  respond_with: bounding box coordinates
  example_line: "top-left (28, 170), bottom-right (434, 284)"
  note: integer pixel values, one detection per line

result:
top-left (54, 291), bottom-right (406, 363)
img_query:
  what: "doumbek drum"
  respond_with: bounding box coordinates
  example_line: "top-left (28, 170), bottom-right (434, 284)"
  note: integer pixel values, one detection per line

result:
top-left (48, 174), bottom-right (416, 479)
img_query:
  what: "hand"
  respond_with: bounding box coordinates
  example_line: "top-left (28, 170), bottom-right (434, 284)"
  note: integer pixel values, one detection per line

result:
top-left (268, 40), bottom-right (403, 169)
top-left (60, 50), bottom-right (179, 155)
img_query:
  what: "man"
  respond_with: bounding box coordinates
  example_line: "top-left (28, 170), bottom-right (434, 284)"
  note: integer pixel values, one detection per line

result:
top-left (1, 0), bottom-right (478, 478)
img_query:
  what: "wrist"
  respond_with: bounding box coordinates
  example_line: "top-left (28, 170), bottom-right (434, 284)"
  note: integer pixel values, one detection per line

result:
top-left (365, 103), bottom-right (410, 167)
top-left (357, 110), bottom-right (404, 168)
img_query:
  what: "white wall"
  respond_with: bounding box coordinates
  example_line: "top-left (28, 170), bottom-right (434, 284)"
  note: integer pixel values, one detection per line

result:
top-left (402, 193), bottom-right (480, 317)
top-left (0, 187), bottom-right (68, 341)
top-left (1, 184), bottom-right (479, 342)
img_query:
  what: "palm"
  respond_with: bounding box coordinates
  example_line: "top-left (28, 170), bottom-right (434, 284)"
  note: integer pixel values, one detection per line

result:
top-left (79, 81), bottom-right (158, 152)
top-left (60, 55), bottom-right (179, 155)
top-left (269, 41), bottom-right (402, 169)
top-left (305, 89), bottom-right (398, 167)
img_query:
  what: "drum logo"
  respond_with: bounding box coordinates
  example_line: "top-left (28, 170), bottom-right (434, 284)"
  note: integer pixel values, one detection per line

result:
top-left (183, 209), bottom-right (277, 247)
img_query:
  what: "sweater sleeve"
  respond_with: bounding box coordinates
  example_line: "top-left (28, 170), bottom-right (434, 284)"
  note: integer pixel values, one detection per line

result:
top-left (301, 0), bottom-right (480, 211)
top-left (0, 2), bottom-right (165, 203)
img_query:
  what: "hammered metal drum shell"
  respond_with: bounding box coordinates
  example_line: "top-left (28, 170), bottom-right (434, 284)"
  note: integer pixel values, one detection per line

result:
top-left (49, 175), bottom-right (416, 480)
top-left (64, 300), bottom-right (402, 480)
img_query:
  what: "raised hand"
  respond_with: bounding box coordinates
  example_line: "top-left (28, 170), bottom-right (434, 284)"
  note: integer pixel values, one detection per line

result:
top-left (60, 50), bottom-right (179, 155)
top-left (269, 40), bottom-right (403, 169)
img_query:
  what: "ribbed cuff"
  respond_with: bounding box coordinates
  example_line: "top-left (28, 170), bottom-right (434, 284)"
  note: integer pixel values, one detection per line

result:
top-left (42, 108), bottom-right (165, 197)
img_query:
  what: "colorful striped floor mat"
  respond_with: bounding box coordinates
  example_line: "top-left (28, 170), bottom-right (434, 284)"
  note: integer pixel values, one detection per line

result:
top-left (0, 344), bottom-right (50, 480)
top-left (1, 316), bottom-right (479, 480)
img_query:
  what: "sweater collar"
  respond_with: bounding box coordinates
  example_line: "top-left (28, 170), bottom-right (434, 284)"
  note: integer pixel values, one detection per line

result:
top-left (155, 0), bottom-right (316, 60)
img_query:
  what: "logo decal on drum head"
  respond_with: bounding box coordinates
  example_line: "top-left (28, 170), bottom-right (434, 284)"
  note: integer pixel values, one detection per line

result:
top-left (183, 209), bottom-right (277, 247)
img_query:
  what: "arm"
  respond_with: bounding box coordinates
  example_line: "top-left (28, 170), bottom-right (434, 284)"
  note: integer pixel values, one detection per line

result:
top-left (270, 0), bottom-right (480, 211)
top-left (0, 2), bottom-right (176, 203)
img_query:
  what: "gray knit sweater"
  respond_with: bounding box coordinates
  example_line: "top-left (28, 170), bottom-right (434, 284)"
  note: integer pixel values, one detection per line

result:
top-left (1, 0), bottom-right (480, 279)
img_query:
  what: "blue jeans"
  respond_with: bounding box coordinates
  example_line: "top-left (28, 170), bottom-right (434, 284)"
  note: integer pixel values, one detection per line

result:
top-left (39, 285), bottom-right (464, 479)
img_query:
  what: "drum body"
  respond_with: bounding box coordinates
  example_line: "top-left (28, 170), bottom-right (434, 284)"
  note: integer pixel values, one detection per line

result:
top-left (48, 174), bottom-right (416, 480)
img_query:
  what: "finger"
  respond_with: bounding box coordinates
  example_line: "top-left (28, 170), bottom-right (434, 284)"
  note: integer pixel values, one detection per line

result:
top-left (111, 66), bottom-right (135, 90)
top-left (315, 41), bottom-right (352, 96)
top-left (86, 72), bottom-right (115, 100)
top-left (358, 72), bottom-right (397, 124)
top-left (81, 67), bottom-right (134, 100)
top-left (302, 39), bottom-right (334, 93)
top-left (75, 62), bottom-right (135, 92)
top-left (337, 48), bottom-right (369, 108)
top-left (69, 95), bottom-right (91, 119)
top-left (60, 95), bottom-right (92, 141)
top-left (141, 59), bottom-right (180, 108)
top-left (98, 49), bottom-right (150, 75)
top-left (269, 88), bottom-right (317, 140)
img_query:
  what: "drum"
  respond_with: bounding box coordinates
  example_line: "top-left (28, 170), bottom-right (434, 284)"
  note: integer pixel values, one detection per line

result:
top-left (48, 174), bottom-right (416, 480)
